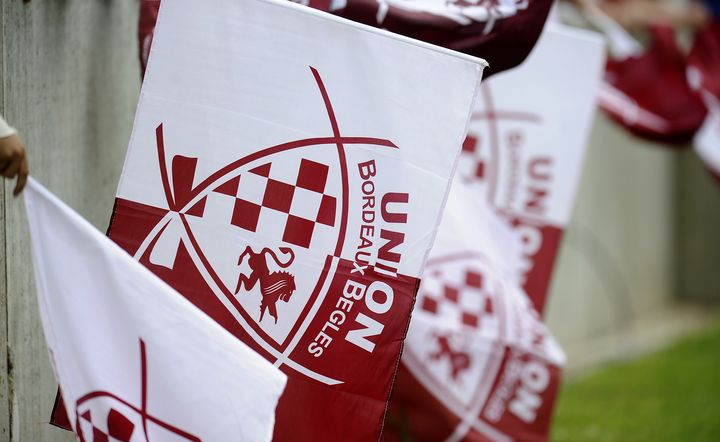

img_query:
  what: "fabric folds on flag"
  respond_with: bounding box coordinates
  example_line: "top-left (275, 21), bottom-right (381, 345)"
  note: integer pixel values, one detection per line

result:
top-left (25, 178), bottom-right (287, 442)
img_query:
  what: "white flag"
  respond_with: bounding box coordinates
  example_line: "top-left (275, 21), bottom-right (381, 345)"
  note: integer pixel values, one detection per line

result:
top-left (25, 178), bottom-right (287, 442)
top-left (695, 107), bottom-right (720, 186)
top-left (456, 24), bottom-right (605, 313)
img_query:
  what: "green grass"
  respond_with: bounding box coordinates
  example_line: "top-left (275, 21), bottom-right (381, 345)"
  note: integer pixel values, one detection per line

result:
top-left (552, 323), bottom-right (720, 441)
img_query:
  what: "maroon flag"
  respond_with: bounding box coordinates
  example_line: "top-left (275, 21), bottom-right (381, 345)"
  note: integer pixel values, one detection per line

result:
top-left (139, 0), bottom-right (553, 78)
top-left (335, 0), bottom-right (554, 77)
top-left (138, 0), bottom-right (160, 78)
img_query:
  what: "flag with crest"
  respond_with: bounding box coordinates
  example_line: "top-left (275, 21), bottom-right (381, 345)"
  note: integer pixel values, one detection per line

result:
top-left (88, 0), bottom-right (487, 440)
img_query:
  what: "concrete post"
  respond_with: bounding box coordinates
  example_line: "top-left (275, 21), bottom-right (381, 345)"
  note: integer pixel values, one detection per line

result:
top-left (1, 1), bottom-right (139, 440)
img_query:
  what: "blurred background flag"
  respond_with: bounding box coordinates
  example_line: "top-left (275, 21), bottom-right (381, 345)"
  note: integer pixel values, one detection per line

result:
top-left (387, 181), bottom-right (566, 442)
top-left (139, 0), bottom-right (553, 78)
top-left (24, 178), bottom-right (287, 442)
top-left (581, 1), bottom-right (719, 145)
top-left (332, 0), bottom-right (554, 77)
top-left (456, 24), bottom-right (605, 314)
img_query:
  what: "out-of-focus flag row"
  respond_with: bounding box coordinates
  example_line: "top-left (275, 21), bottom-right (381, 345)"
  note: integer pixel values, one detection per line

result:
top-left (386, 182), bottom-right (565, 442)
top-left (455, 24), bottom-right (605, 314)
top-left (587, 5), bottom-right (720, 188)
top-left (385, 26), bottom-right (605, 441)
top-left (25, 1), bottom-right (609, 441)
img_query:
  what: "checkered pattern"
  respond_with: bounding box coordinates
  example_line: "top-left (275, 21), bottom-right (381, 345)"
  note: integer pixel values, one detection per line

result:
top-left (186, 159), bottom-right (337, 249)
top-left (78, 408), bottom-right (135, 442)
top-left (419, 267), bottom-right (496, 330)
top-left (461, 135), bottom-right (486, 180)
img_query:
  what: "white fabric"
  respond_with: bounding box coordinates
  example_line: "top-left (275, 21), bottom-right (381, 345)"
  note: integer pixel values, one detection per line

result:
top-left (123, 0), bottom-right (486, 279)
top-left (458, 24), bottom-right (605, 228)
top-left (695, 106), bottom-right (720, 178)
top-left (455, 24), bottom-right (604, 304)
top-left (441, 179), bottom-right (524, 280)
top-left (25, 178), bottom-right (286, 442)
top-left (0, 114), bottom-right (17, 138)
top-left (583, 5), bottom-right (642, 59)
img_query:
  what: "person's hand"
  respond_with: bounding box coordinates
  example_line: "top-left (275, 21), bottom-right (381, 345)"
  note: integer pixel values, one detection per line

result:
top-left (0, 133), bottom-right (29, 196)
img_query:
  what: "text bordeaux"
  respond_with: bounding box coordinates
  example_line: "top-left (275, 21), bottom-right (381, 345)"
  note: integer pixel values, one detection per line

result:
top-left (307, 160), bottom-right (409, 357)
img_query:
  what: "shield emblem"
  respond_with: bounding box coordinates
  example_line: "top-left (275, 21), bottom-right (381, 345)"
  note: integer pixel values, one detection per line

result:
top-left (135, 140), bottom-right (344, 349)
top-left (399, 252), bottom-right (563, 441)
top-left (111, 67), bottom-right (398, 385)
top-left (402, 253), bottom-right (511, 439)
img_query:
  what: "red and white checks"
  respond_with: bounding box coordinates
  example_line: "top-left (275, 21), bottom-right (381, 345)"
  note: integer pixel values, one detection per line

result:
top-left (419, 266), bottom-right (498, 335)
top-left (78, 408), bottom-right (136, 442)
top-left (461, 135), bottom-right (486, 180)
top-left (187, 158), bottom-right (337, 249)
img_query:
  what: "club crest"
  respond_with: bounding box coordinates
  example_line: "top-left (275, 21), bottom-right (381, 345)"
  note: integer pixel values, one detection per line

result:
top-left (114, 67), bottom-right (402, 385)
top-left (401, 252), bottom-right (563, 440)
top-left (404, 253), bottom-right (504, 408)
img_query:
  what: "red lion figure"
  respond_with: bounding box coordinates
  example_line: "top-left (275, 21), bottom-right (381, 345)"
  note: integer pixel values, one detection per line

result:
top-left (235, 245), bottom-right (296, 323)
top-left (429, 334), bottom-right (471, 380)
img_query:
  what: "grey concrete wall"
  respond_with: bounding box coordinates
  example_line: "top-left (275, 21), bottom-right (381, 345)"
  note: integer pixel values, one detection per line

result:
top-left (546, 113), bottom-right (676, 340)
top-left (675, 149), bottom-right (720, 303)
top-left (0, 1), bottom-right (139, 440)
top-left (545, 112), bottom-right (720, 371)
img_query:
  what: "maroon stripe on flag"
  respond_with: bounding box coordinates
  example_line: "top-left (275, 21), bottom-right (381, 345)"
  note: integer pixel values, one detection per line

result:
top-left (155, 124), bottom-right (177, 211)
top-left (73, 391), bottom-right (200, 441)
top-left (310, 66), bottom-right (349, 258)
